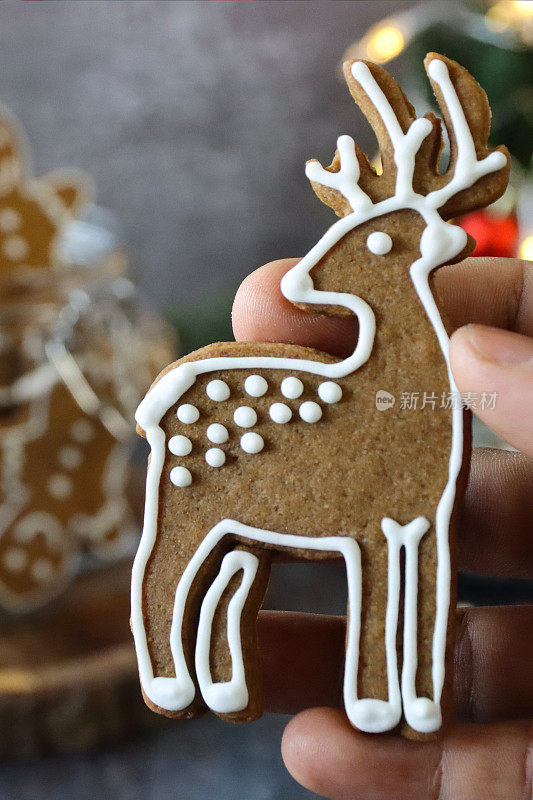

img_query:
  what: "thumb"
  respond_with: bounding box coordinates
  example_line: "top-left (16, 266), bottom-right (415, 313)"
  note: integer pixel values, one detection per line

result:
top-left (450, 324), bottom-right (533, 457)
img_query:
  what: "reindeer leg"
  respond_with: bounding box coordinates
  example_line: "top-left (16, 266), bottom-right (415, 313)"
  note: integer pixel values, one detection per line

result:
top-left (402, 520), bottom-right (450, 733)
top-left (346, 526), bottom-right (402, 733)
top-left (195, 546), bottom-right (271, 719)
top-left (133, 520), bottom-right (232, 714)
top-left (394, 516), bottom-right (444, 734)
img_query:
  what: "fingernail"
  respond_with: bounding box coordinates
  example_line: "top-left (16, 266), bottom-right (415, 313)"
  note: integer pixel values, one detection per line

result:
top-left (466, 324), bottom-right (533, 365)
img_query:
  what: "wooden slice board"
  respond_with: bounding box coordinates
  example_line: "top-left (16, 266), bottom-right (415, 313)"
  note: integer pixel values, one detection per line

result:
top-left (0, 559), bottom-right (162, 756)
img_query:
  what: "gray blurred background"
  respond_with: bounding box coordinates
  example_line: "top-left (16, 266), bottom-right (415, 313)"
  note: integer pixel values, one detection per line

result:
top-left (0, 3), bottom-right (416, 799)
top-left (1, 2), bottom-right (531, 799)
top-left (0, 0), bottom-right (413, 312)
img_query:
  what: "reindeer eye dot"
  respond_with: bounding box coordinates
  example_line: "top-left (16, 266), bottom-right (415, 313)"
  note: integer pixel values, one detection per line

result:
top-left (367, 232), bottom-right (392, 255)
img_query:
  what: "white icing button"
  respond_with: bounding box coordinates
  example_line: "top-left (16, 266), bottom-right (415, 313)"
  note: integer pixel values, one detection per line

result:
top-left (269, 402), bottom-right (292, 424)
top-left (58, 445), bottom-right (83, 470)
top-left (205, 447), bottom-right (226, 468)
top-left (0, 208), bottom-right (20, 233)
top-left (244, 375), bottom-right (268, 397)
top-left (3, 547), bottom-right (27, 572)
top-left (233, 406), bottom-right (257, 428)
top-left (206, 423), bottom-right (229, 444)
top-left (281, 376), bottom-right (304, 399)
top-left (47, 474), bottom-right (73, 499)
top-left (31, 559), bottom-right (54, 583)
top-left (168, 435), bottom-right (192, 456)
top-left (3, 235), bottom-right (28, 261)
top-left (177, 404), bottom-right (200, 424)
top-left (240, 432), bottom-right (264, 454)
top-left (299, 401), bottom-right (322, 423)
top-left (70, 419), bottom-right (94, 443)
top-left (170, 466), bottom-right (192, 487)
top-left (318, 381), bottom-right (343, 404)
top-left (366, 231), bottom-right (392, 255)
top-left (206, 380), bottom-right (230, 402)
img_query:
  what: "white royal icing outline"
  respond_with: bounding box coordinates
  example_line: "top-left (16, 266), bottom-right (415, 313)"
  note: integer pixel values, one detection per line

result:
top-left (131, 59), bottom-right (507, 733)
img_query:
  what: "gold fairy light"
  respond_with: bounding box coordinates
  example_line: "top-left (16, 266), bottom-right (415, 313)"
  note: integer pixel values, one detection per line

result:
top-left (344, 19), bottom-right (407, 65)
top-left (518, 234), bottom-right (533, 260)
top-left (366, 24), bottom-right (405, 63)
top-left (343, 1), bottom-right (532, 75)
top-left (486, 0), bottom-right (533, 43)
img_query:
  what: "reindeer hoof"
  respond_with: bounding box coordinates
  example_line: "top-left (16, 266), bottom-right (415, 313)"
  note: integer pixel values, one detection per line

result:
top-left (348, 698), bottom-right (401, 733)
top-left (200, 680), bottom-right (249, 714)
top-left (404, 698), bottom-right (441, 733)
top-left (147, 676), bottom-right (196, 711)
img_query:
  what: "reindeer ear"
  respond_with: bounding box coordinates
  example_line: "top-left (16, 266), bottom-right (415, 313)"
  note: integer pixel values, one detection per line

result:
top-left (0, 108), bottom-right (29, 194)
top-left (424, 52), bottom-right (510, 219)
top-left (41, 168), bottom-right (94, 218)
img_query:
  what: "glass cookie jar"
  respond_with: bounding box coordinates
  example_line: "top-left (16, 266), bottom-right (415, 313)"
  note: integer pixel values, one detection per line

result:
top-left (0, 208), bottom-right (174, 755)
top-left (0, 208), bottom-right (175, 618)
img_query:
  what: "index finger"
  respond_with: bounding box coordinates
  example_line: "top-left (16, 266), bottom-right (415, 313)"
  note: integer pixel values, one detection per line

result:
top-left (232, 255), bottom-right (533, 579)
top-left (232, 256), bottom-right (532, 352)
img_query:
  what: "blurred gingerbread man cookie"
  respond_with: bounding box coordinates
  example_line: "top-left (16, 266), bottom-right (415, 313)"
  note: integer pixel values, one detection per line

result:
top-left (0, 106), bottom-right (140, 614)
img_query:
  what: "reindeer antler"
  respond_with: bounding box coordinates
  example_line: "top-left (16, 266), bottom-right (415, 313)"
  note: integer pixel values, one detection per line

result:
top-left (423, 53), bottom-right (509, 219)
top-left (307, 53), bottom-right (509, 221)
top-left (305, 136), bottom-right (373, 216)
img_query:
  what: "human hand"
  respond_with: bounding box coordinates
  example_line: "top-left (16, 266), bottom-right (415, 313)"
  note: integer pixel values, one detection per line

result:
top-left (232, 255), bottom-right (532, 800)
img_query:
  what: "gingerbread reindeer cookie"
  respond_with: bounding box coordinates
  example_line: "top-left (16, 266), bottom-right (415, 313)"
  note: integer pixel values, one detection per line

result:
top-left (131, 54), bottom-right (509, 736)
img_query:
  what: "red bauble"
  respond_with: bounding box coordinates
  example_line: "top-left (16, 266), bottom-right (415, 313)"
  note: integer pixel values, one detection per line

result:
top-left (459, 210), bottom-right (518, 258)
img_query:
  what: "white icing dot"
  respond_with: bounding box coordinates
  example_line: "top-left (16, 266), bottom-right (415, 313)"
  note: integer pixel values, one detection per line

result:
top-left (3, 235), bottom-right (28, 261)
top-left (206, 423), bottom-right (229, 444)
top-left (269, 402), bottom-right (292, 424)
top-left (366, 231), bottom-right (392, 255)
top-left (47, 474), bottom-right (73, 499)
top-left (244, 375), bottom-right (268, 397)
top-left (233, 406), bottom-right (257, 428)
top-left (168, 435), bottom-right (192, 456)
top-left (240, 432), bottom-right (264, 454)
top-left (170, 466), bottom-right (192, 487)
top-left (281, 377), bottom-right (304, 399)
top-left (58, 445), bottom-right (83, 470)
top-left (177, 404), bottom-right (200, 424)
top-left (318, 381), bottom-right (343, 404)
top-left (205, 447), bottom-right (226, 468)
top-left (3, 547), bottom-right (27, 572)
top-left (206, 380), bottom-right (230, 402)
top-left (299, 401), bottom-right (322, 423)
top-left (0, 208), bottom-right (20, 233)
top-left (31, 558), bottom-right (54, 583)
top-left (70, 419), bottom-right (94, 444)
